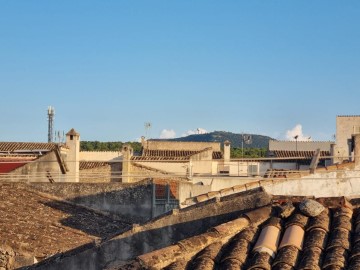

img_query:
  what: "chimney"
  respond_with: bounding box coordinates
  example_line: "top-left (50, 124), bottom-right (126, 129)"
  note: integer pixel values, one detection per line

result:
top-left (224, 140), bottom-right (231, 163)
top-left (121, 145), bottom-right (134, 183)
top-left (141, 136), bottom-right (146, 148)
top-left (65, 128), bottom-right (80, 182)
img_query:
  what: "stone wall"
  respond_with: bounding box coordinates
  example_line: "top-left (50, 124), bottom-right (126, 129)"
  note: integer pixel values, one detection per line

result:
top-left (79, 165), bottom-right (112, 183)
top-left (28, 181), bottom-right (153, 223)
top-left (29, 188), bottom-right (272, 270)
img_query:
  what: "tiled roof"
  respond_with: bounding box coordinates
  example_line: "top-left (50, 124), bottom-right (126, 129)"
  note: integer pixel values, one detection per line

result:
top-left (131, 156), bottom-right (190, 161)
top-left (0, 183), bottom-right (129, 261)
top-left (132, 149), bottom-right (223, 161)
top-left (212, 151), bottom-right (223, 159)
top-left (0, 142), bottom-right (59, 152)
top-left (0, 156), bottom-right (38, 173)
top-left (271, 150), bottom-right (331, 158)
top-left (143, 149), bottom-right (201, 157)
top-left (269, 140), bottom-right (333, 152)
top-left (79, 161), bottom-right (110, 170)
top-left (127, 195), bottom-right (360, 270)
top-left (66, 128), bottom-right (80, 136)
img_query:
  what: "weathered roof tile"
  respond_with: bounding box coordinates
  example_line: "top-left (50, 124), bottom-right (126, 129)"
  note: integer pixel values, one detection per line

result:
top-left (123, 195), bottom-right (360, 270)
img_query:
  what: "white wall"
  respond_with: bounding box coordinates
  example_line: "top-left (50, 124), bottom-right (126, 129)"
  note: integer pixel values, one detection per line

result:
top-left (192, 177), bottom-right (261, 192)
top-left (178, 182), bottom-right (212, 203)
top-left (264, 170), bottom-right (360, 197)
top-left (135, 161), bottom-right (187, 176)
top-left (80, 151), bottom-right (122, 161)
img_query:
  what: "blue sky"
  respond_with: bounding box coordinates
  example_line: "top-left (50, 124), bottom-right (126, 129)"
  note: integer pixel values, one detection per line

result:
top-left (1, 1), bottom-right (359, 142)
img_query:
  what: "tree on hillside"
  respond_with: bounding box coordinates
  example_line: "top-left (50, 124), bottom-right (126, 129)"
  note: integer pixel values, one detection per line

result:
top-left (80, 141), bottom-right (142, 153)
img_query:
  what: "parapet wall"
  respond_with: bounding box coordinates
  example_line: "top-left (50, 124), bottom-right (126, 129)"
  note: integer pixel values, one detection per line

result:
top-left (264, 170), bottom-right (360, 197)
top-left (79, 151), bottom-right (122, 161)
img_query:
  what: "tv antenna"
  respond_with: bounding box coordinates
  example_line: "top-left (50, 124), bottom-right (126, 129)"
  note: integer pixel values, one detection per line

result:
top-left (144, 122), bottom-right (152, 139)
top-left (241, 133), bottom-right (252, 158)
top-left (55, 130), bottom-right (65, 144)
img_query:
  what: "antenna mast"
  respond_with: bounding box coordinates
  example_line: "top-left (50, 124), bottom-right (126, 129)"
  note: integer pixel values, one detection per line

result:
top-left (144, 122), bottom-right (152, 139)
top-left (47, 106), bottom-right (55, 143)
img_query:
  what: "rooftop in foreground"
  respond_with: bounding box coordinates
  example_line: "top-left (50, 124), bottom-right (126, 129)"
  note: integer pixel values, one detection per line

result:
top-left (122, 193), bottom-right (360, 270)
top-left (0, 183), bottom-right (130, 265)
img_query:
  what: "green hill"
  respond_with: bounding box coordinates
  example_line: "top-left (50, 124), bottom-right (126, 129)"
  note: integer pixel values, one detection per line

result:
top-left (80, 132), bottom-right (274, 154)
top-left (157, 131), bottom-right (274, 149)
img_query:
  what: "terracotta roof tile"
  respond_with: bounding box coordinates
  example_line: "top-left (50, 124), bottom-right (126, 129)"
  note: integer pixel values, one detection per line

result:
top-left (79, 161), bottom-right (110, 170)
top-left (0, 142), bottom-right (59, 152)
top-left (130, 197), bottom-right (360, 270)
top-left (0, 183), bottom-right (130, 264)
top-left (271, 150), bottom-right (331, 158)
top-left (131, 149), bottom-right (223, 161)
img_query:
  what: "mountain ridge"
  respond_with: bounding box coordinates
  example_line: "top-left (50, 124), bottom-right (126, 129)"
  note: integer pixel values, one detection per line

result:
top-left (153, 131), bottom-right (274, 149)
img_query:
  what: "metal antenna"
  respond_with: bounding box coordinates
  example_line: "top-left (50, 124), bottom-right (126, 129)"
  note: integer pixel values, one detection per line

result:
top-left (47, 106), bottom-right (55, 143)
top-left (144, 122), bottom-right (152, 139)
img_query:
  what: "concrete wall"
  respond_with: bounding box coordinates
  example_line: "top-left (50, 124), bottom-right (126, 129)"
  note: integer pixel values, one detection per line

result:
top-left (134, 161), bottom-right (187, 177)
top-left (29, 181), bottom-right (154, 223)
top-left (191, 149), bottom-right (213, 175)
top-left (144, 140), bottom-right (221, 152)
top-left (30, 188), bottom-right (271, 270)
top-left (79, 151), bottom-right (122, 161)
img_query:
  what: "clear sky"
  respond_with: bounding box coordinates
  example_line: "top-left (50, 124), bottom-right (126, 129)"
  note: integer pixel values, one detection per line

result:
top-left (1, 1), bottom-right (359, 142)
